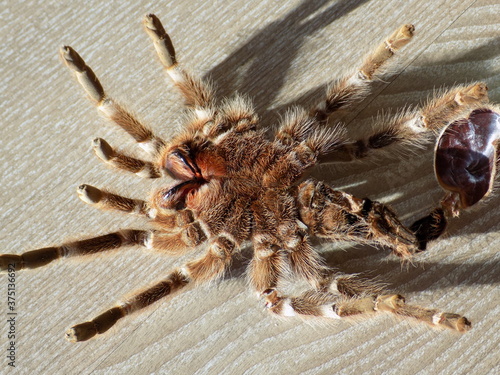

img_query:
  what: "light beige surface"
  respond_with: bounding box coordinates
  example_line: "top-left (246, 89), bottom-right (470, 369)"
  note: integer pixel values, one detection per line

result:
top-left (1, 0), bottom-right (499, 374)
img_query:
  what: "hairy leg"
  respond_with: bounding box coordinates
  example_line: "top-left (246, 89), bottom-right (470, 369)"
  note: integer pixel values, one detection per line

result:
top-left (143, 14), bottom-right (214, 111)
top-left (0, 229), bottom-right (151, 271)
top-left (296, 179), bottom-right (418, 258)
top-left (66, 234), bottom-right (237, 342)
top-left (322, 83), bottom-right (489, 163)
top-left (263, 276), bottom-right (470, 332)
top-left (77, 184), bottom-right (155, 218)
top-left (60, 46), bottom-right (164, 154)
top-left (144, 14), bottom-right (259, 147)
top-left (92, 138), bottom-right (161, 178)
top-left (311, 24), bottom-right (415, 123)
top-left (249, 229), bottom-right (288, 294)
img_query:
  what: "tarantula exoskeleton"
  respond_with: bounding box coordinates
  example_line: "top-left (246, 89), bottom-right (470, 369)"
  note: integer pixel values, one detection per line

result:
top-left (1, 14), bottom-right (499, 342)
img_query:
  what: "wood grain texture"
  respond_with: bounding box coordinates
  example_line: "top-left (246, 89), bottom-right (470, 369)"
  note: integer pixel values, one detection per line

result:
top-left (1, 0), bottom-right (499, 374)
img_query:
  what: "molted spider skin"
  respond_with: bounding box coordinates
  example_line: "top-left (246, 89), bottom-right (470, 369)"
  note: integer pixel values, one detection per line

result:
top-left (435, 107), bottom-right (500, 210)
top-left (411, 104), bottom-right (500, 247)
top-left (4, 13), bottom-right (497, 343)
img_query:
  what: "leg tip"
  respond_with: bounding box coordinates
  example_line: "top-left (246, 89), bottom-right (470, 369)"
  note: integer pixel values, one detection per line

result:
top-left (59, 46), bottom-right (85, 72)
top-left (143, 13), bottom-right (165, 37)
top-left (142, 13), bottom-right (165, 37)
top-left (0, 254), bottom-right (22, 272)
top-left (65, 322), bottom-right (97, 342)
top-left (470, 82), bottom-right (489, 101)
top-left (455, 83), bottom-right (489, 105)
top-left (143, 13), bottom-right (157, 29)
top-left (388, 24), bottom-right (415, 50)
top-left (402, 24), bottom-right (415, 36)
top-left (456, 316), bottom-right (472, 333)
top-left (92, 138), bottom-right (114, 161)
top-left (59, 45), bottom-right (72, 60)
top-left (437, 313), bottom-right (472, 332)
top-left (77, 184), bottom-right (103, 204)
top-left (143, 13), bottom-right (177, 68)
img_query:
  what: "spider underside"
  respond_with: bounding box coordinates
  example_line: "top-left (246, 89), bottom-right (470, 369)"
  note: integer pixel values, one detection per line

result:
top-left (3, 13), bottom-right (499, 342)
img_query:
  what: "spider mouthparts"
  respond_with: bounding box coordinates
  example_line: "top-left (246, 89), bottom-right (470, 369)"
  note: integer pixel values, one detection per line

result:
top-left (164, 148), bottom-right (204, 181)
top-left (157, 179), bottom-right (205, 209)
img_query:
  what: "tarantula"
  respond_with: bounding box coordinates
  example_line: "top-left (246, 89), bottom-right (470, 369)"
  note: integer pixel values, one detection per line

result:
top-left (1, 14), bottom-right (499, 342)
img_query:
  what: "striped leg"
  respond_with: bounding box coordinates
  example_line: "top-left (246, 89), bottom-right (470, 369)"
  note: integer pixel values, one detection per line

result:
top-left (60, 46), bottom-right (164, 154)
top-left (0, 230), bottom-right (151, 271)
top-left (311, 24), bottom-right (415, 123)
top-left (143, 14), bottom-right (215, 111)
top-left (66, 234), bottom-right (237, 342)
top-left (249, 238), bottom-right (287, 294)
top-left (77, 184), bottom-right (155, 218)
top-left (321, 82), bottom-right (489, 163)
top-left (264, 275), bottom-right (471, 332)
top-left (92, 138), bottom-right (161, 178)
top-left (249, 226), bottom-right (328, 293)
top-left (296, 179), bottom-right (418, 258)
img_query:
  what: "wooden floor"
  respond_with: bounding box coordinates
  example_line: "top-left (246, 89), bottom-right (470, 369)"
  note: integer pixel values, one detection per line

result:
top-left (1, 0), bottom-right (499, 374)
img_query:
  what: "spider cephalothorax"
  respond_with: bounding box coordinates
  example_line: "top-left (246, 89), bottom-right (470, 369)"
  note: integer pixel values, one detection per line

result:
top-left (1, 14), bottom-right (498, 342)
